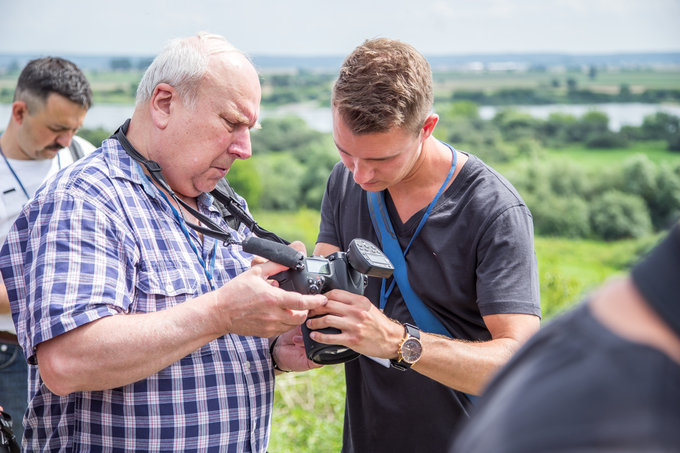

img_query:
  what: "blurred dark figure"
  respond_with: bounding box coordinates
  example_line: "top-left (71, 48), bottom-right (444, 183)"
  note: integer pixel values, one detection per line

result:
top-left (0, 405), bottom-right (19, 453)
top-left (452, 222), bottom-right (680, 452)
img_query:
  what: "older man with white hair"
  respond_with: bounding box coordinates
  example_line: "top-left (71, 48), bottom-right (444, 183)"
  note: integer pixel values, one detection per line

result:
top-left (0, 33), bottom-right (326, 452)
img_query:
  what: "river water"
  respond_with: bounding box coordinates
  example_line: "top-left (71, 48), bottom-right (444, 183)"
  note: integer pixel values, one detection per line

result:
top-left (2, 102), bottom-right (679, 133)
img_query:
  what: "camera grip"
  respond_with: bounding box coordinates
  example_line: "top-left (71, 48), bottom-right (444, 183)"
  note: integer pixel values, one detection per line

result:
top-left (242, 236), bottom-right (305, 270)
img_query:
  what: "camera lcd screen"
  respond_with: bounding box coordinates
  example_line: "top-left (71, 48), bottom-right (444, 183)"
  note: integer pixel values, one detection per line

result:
top-left (306, 258), bottom-right (331, 275)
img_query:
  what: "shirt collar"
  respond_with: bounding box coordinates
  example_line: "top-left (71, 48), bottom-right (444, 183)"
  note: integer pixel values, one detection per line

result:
top-left (106, 137), bottom-right (218, 212)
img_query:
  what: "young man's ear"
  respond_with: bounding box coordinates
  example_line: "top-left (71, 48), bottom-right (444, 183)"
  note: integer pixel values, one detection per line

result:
top-left (421, 113), bottom-right (439, 140)
top-left (149, 83), bottom-right (175, 129)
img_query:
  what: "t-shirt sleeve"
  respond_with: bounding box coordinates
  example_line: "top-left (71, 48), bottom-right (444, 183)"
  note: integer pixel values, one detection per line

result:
top-left (475, 205), bottom-right (541, 317)
top-left (316, 162), bottom-right (345, 248)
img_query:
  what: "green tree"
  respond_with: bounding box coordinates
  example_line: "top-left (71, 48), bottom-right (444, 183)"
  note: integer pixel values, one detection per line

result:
top-left (492, 109), bottom-right (541, 143)
top-left (589, 191), bottom-right (652, 240)
top-left (110, 58), bottom-right (132, 71)
top-left (77, 127), bottom-right (110, 148)
top-left (653, 164), bottom-right (680, 228)
top-left (540, 112), bottom-right (578, 147)
top-left (256, 153), bottom-right (305, 210)
top-left (640, 112), bottom-right (680, 151)
top-left (251, 115), bottom-right (325, 153)
top-left (295, 136), bottom-right (339, 209)
top-left (226, 157), bottom-right (263, 210)
top-left (525, 192), bottom-right (591, 238)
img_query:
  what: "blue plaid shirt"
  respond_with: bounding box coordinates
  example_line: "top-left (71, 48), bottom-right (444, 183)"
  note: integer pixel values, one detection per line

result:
top-left (0, 138), bottom-right (274, 452)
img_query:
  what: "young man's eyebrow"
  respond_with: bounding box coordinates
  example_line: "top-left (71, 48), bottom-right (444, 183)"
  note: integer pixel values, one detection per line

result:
top-left (334, 141), bottom-right (395, 161)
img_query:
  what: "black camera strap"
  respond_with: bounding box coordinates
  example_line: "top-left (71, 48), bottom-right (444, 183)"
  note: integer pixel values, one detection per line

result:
top-left (112, 119), bottom-right (288, 246)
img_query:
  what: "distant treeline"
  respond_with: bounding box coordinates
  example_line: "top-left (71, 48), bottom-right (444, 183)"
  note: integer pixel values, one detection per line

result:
top-left (213, 105), bottom-right (680, 242)
top-left (448, 86), bottom-right (680, 106)
top-left (259, 71), bottom-right (680, 108)
top-left (77, 106), bottom-right (680, 243)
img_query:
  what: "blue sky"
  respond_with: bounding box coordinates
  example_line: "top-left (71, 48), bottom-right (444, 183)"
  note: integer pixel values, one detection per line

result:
top-left (2, 0), bottom-right (679, 56)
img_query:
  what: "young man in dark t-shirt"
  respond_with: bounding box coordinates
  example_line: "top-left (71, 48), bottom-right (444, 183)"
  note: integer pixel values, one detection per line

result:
top-left (307, 38), bottom-right (541, 453)
top-left (452, 222), bottom-right (680, 452)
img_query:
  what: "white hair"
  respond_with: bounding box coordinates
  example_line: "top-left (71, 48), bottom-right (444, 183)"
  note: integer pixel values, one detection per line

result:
top-left (135, 32), bottom-right (245, 109)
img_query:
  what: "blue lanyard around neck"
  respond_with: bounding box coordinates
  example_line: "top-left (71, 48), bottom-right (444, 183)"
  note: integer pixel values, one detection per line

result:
top-left (378, 143), bottom-right (457, 310)
top-left (151, 176), bottom-right (217, 290)
top-left (0, 140), bottom-right (62, 200)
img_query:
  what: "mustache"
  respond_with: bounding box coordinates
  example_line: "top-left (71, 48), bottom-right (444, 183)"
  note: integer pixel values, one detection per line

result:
top-left (43, 143), bottom-right (63, 151)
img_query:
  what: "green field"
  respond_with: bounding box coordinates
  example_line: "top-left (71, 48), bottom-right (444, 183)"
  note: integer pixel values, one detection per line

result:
top-left (433, 68), bottom-right (680, 96)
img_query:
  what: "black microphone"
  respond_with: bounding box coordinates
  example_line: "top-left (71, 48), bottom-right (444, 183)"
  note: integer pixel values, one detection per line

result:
top-left (241, 236), bottom-right (305, 270)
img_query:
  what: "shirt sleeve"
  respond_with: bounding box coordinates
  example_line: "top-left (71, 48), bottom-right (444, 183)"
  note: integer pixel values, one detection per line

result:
top-left (475, 205), bottom-right (541, 318)
top-left (14, 190), bottom-right (135, 362)
top-left (317, 162), bottom-right (344, 248)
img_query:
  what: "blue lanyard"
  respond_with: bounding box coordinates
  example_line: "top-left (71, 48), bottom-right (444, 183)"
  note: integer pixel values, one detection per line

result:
top-left (152, 178), bottom-right (218, 290)
top-left (379, 143), bottom-right (457, 310)
top-left (0, 139), bottom-right (61, 201)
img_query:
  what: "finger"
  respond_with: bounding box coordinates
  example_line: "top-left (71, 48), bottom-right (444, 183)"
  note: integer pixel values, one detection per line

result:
top-left (251, 255), bottom-right (268, 265)
top-left (323, 288), bottom-right (364, 305)
top-left (266, 278), bottom-right (281, 288)
top-left (255, 259), bottom-right (290, 278)
top-left (306, 359), bottom-right (323, 369)
top-left (288, 240), bottom-right (307, 255)
top-left (309, 327), bottom-right (349, 347)
top-left (306, 313), bottom-right (346, 331)
top-left (280, 293), bottom-right (327, 312)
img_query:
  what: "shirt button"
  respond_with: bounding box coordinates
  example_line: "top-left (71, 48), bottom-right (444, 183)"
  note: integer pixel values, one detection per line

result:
top-left (1, 344), bottom-right (7, 352)
top-left (244, 361), bottom-right (251, 370)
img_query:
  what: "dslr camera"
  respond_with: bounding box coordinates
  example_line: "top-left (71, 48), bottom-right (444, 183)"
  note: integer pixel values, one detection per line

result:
top-left (242, 237), bottom-right (393, 364)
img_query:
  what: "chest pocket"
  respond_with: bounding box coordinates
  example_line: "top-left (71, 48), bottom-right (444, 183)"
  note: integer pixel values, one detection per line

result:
top-left (133, 253), bottom-right (201, 313)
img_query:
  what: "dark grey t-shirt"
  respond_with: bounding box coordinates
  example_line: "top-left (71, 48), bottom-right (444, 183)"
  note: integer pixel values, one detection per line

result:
top-left (451, 303), bottom-right (680, 452)
top-left (317, 152), bottom-right (541, 453)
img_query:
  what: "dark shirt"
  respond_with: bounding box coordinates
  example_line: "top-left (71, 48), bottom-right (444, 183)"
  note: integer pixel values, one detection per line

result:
top-left (318, 152), bottom-right (540, 453)
top-left (452, 302), bottom-right (680, 452)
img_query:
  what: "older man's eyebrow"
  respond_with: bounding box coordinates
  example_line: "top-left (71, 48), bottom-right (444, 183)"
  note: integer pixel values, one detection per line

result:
top-left (231, 111), bottom-right (261, 130)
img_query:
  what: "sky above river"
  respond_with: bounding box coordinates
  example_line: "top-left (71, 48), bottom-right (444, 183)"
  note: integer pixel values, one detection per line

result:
top-left (2, 0), bottom-right (679, 57)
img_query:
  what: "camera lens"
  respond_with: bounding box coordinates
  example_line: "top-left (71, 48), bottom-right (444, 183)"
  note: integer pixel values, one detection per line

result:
top-left (302, 317), bottom-right (360, 365)
top-left (310, 344), bottom-right (359, 364)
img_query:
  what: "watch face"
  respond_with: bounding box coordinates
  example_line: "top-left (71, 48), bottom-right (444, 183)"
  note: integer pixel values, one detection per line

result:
top-left (401, 338), bottom-right (423, 364)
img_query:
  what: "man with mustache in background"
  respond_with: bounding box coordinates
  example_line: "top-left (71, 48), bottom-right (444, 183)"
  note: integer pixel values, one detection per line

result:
top-left (0, 56), bottom-right (95, 441)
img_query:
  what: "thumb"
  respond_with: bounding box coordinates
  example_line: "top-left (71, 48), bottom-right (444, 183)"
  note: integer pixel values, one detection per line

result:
top-left (255, 259), bottom-right (292, 278)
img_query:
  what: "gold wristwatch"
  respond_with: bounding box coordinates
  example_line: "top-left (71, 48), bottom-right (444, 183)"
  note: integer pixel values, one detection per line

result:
top-left (390, 323), bottom-right (422, 371)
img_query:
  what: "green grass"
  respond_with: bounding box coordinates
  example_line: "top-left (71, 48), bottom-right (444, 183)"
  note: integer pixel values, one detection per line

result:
top-left (250, 208), bottom-right (321, 252)
top-left (494, 141), bottom-right (680, 177)
top-left (535, 234), bottom-right (661, 318)
top-left (543, 141), bottom-right (680, 166)
top-left (269, 366), bottom-right (346, 453)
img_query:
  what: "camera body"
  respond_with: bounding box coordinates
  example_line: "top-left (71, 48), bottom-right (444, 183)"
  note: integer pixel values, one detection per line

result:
top-left (273, 238), bottom-right (394, 364)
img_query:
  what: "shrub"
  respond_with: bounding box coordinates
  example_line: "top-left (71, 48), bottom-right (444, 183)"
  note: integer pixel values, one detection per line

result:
top-left (589, 191), bottom-right (652, 240)
top-left (77, 127), bottom-right (111, 148)
top-left (227, 158), bottom-right (263, 210)
top-left (525, 193), bottom-right (591, 238)
top-left (256, 153), bottom-right (305, 210)
top-left (584, 130), bottom-right (628, 149)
